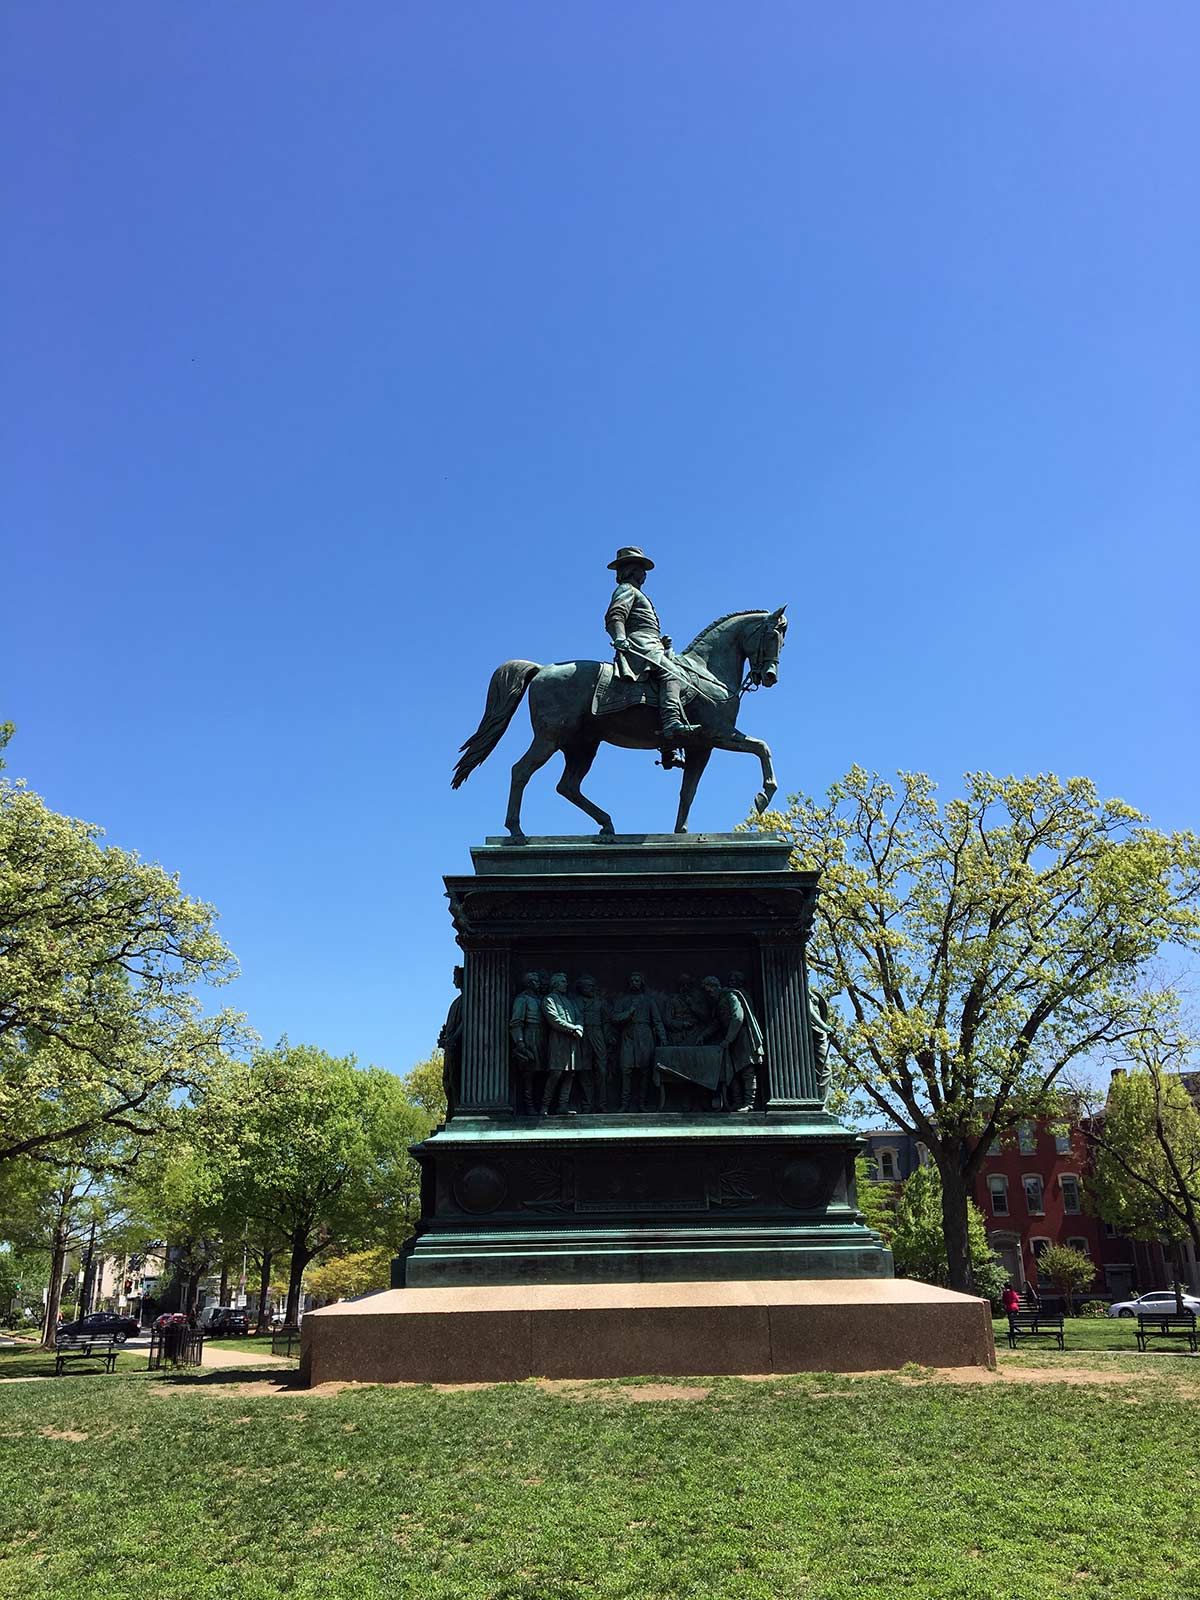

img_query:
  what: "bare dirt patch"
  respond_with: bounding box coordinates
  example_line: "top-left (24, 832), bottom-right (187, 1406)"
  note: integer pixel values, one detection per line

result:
top-left (533, 1378), bottom-right (712, 1403)
top-left (38, 1426), bottom-right (88, 1442)
top-left (878, 1364), bottom-right (1145, 1388)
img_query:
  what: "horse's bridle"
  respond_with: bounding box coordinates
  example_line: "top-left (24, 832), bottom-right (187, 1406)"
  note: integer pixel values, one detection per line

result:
top-left (740, 612), bottom-right (786, 695)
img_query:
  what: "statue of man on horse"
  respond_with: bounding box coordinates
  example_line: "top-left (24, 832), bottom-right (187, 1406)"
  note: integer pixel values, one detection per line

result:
top-left (603, 545), bottom-right (728, 753)
top-left (452, 547), bottom-right (788, 840)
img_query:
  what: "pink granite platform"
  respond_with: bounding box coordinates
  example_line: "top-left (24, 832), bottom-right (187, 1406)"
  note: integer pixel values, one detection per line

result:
top-left (300, 1278), bottom-right (995, 1385)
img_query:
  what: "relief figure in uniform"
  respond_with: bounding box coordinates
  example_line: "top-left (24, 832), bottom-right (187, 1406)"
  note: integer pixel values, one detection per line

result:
top-left (509, 970), bottom-right (546, 1116)
top-left (574, 974), bottom-right (609, 1113)
top-left (540, 971), bottom-right (584, 1115)
top-left (808, 989), bottom-right (834, 1107)
top-left (437, 965), bottom-right (464, 1121)
top-left (611, 971), bottom-right (668, 1112)
top-left (700, 974), bottom-right (765, 1112)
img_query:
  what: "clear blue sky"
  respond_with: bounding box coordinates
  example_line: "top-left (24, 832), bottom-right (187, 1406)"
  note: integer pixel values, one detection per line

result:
top-left (4, 4), bottom-right (1198, 1075)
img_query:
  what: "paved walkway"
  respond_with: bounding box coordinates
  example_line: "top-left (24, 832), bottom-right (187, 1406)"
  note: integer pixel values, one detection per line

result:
top-left (200, 1342), bottom-right (294, 1370)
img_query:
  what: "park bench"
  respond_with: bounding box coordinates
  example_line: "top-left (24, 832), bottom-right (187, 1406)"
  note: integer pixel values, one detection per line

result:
top-left (54, 1335), bottom-right (119, 1376)
top-left (1006, 1312), bottom-right (1065, 1350)
top-left (1135, 1312), bottom-right (1197, 1353)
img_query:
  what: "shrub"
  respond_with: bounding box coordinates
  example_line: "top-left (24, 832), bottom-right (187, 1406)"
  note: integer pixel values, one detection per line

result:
top-left (1078, 1300), bottom-right (1107, 1318)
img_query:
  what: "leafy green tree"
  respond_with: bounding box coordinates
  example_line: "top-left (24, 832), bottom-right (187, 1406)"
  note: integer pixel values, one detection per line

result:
top-left (881, 1164), bottom-right (1007, 1302)
top-left (1084, 1000), bottom-right (1200, 1260)
top-left (1036, 1242), bottom-right (1097, 1314)
top-left (0, 733), bottom-right (246, 1170)
top-left (755, 769), bottom-right (1200, 1292)
top-left (304, 1247), bottom-right (392, 1304)
top-left (853, 1155), bottom-right (899, 1240)
top-left (230, 1044), bottom-right (429, 1324)
top-left (401, 1052), bottom-right (447, 1124)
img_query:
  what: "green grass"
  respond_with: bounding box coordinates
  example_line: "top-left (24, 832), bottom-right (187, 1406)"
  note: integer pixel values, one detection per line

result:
top-left (0, 1343), bottom-right (144, 1381)
top-left (204, 1334), bottom-right (292, 1354)
top-left (1, 1359), bottom-right (1198, 1599)
top-left (990, 1315), bottom-right (1193, 1352)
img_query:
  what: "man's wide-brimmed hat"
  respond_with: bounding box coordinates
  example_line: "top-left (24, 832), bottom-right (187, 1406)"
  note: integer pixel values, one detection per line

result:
top-left (607, 545), bottom-right (655, 571)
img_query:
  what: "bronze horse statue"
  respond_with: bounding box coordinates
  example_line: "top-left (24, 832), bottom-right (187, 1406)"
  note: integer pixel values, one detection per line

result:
top-left (452, 608), bottom-right (787, 839)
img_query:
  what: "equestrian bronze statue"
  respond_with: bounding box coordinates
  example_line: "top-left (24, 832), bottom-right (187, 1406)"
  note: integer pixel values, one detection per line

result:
top-left (452, 546), bottom-right (787, 838)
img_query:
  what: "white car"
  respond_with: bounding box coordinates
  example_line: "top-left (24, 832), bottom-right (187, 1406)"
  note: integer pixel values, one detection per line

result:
top-left (1107, 1289), bottom-right (1200, 1318)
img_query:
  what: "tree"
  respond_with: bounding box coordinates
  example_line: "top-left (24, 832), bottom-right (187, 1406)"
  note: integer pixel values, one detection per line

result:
top-left (0, 733), bottom-right (247, 1171)
top-left (401, 1052), bottom-right (447, 1125)
top-left (1084, 999), bottom-right (1200, 1261)
top-left (304, 1247), bottom-right (392, 1304)
top-left (756, 769), bottom-right (1200, 1291)
top-left (876, 1163), bottom-right (1007, 1302)
top-left (1036, 1242), bottom-right (1097, 1314)
top-left (231, 1044), bottom-right (429, 1324)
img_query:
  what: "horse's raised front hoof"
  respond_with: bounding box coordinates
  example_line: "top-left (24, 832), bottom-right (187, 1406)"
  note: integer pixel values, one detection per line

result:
top-left (754, 790), bottom-right (771, 814)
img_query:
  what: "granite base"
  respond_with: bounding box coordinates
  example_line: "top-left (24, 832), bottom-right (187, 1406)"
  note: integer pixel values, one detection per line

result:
top-left (300, 1278), bottom-right (994, 1385)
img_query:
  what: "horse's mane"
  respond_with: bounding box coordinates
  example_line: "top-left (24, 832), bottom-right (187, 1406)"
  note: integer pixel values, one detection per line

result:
top-left (683, 610), bottom-right (767, 656)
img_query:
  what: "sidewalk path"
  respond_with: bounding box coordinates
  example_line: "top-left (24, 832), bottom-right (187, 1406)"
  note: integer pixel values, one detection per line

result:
top-left (200, 1342), bottom-right (295, 1370)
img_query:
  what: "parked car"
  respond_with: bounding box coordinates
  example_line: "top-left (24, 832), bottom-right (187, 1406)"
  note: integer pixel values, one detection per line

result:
top-left (203, 1307), bottom-right (250, 1336)
top-left (57, 1311), bottom-right (140, 1342)
top-left (1107, 1289), bottom-right (1200, 1319)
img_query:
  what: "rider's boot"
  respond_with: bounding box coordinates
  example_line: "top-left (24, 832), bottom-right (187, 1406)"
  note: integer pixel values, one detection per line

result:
top-left (658, 674), bottom-right (699, 740)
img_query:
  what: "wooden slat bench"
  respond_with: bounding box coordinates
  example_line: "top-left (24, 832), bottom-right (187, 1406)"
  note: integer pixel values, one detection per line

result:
top-left (1006, 1313), bottom-right (1065, 1350)
top-left (1135, 1312), bottom-right (1197, 1353)
top-left (54, 1336), bottom-right (120, 1376)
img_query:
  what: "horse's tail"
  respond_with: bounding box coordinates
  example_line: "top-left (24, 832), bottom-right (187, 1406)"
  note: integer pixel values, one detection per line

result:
top-left (451, 660), bottom-right (540, 789)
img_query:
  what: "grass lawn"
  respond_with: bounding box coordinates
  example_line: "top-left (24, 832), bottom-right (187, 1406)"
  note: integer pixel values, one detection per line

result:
top-left (989, 1315), bottom-right (1171, 1352)
top-left (205, 1334), bottom-right (294, 1355)
top-left (1, 1353), bottom-right (1198, 1600)
top-left (0, 1343), bottom-right (144, 1381)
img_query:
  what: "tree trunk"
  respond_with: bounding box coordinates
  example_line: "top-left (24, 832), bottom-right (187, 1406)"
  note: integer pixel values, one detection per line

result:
top-left (218, 1262), bottom-right (229, 1306)
top-left (255, 1247), bottom-right (273, 1334)
top-left (939, 1150), bottom-right (975, 1294)
top-left (185, 1270), bottom-right (201, 1317)
top-left (41, 1230), bottom-right (68, 1348)
top-left (284, 1231), bottom-right (309, 1326)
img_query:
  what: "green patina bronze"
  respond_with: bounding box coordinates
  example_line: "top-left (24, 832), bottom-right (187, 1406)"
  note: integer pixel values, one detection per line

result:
top-left (404, 832), bottom-right (892, 1288)
top-left (451, 546), bottom-right (788, 838)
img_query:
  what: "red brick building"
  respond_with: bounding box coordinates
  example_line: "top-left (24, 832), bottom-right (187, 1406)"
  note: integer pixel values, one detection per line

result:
top-left (974, 1110), bottom-right (1198, 1299)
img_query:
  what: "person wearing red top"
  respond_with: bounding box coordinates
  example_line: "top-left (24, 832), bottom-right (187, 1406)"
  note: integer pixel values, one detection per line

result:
top-left (1001, 1285), bottom-right (1021, 1315)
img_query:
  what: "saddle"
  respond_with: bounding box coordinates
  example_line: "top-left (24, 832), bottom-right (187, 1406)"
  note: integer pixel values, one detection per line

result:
top-left (591, 663), bottom-right (659, 719)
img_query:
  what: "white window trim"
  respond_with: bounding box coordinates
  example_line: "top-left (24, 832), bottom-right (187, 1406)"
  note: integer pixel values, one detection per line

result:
top-left (877, 1147), bottom-right (899, 1181)
top-left (1022, 1173), bottom-right (1045, 1215)
top-left (1059, 1172), bottom-right (1082, 1215)
top-left (1066, 1237), bottom-right (1091, 1257)
top-left (988, 1174), bottom-right (1010, 1216)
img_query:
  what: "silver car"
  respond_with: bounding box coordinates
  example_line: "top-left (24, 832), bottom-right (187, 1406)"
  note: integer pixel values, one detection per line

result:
top-left (1107, 1289), bottom-right (1200, 1318)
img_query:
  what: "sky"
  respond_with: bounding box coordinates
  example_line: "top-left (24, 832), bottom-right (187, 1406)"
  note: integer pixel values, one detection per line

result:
top-left (3, 3), bottom-right (1198, 1075)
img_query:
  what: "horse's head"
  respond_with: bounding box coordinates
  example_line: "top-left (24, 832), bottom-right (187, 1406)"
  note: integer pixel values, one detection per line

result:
top-left (746, 606), bottom-right (787, 688)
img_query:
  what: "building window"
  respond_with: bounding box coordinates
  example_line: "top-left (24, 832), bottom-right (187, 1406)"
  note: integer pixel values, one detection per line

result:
top-left (1032, 1237), bottom-right (1051, 1262)
top-left (988, 1175), bottom-right (1009, 1216)
top-left (988, 1135), bottom-right (1001, 1155)
top-left (1103, 1220), bottom-right (1117, 1238)
top-left (1018, 1122), bottom-right (1037, 1154)
top-left (1054, 1128), bottom-right (1072, 1155)
top-left (1061, 1175), bottom-right (1081, 1215)
top-left (1023, 1174), bottom-right (1044, 1214)
top-left (1067, 1237), bottom-right (1090, 1257)
top-left (878, 1149), bottom-right (898, 1181)
top-left (864, 1158), bottom-right (879, 1181)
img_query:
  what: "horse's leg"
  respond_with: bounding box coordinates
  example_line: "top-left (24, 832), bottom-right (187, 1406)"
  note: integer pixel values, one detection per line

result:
top-left (505, 731), bottom-right (558, 840)
top-left (673, 745), bottom-right (712, 834)
top-left (555, 740), bottom-right (615, 837)
top-left (710, 730), bottom-right (778, 814)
